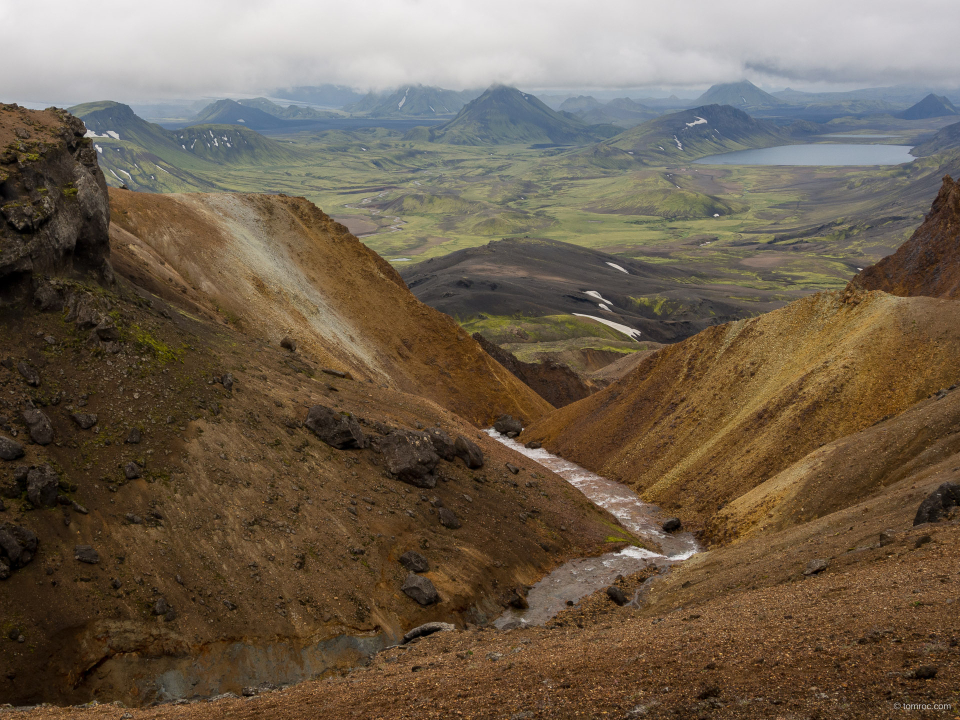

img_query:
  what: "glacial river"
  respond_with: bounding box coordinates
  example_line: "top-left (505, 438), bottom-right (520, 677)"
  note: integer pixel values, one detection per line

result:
top-left (486, 430), bottom-right (698, 628)
top-left (694, 143), bottom-right (915, 166)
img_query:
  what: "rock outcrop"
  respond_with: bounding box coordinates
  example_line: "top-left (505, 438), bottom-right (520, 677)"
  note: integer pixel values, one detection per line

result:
top-left (851, 175), bottom-right (960, 299)
top-left (0, 104), bottom-right (111, 300)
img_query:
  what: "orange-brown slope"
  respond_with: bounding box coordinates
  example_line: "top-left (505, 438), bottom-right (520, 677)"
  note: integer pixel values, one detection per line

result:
top-left (525, 288), bottom-right (960, 539)
top-left (852, 175), bottom-right (960, 299)
top-left (107, 189), bottom-right (551, 426)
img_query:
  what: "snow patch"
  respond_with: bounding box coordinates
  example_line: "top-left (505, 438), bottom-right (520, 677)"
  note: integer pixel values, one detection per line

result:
top-left (94, 144), bottom-right (103, 154)
top-left (673, 135), bottom-right (683, 150)
top-left (118, 169), bottom-right (132, 179)
top-left (713, 213), bottom-right (720, 218)
top-left (238, 119), bottom-right (245, 123)
top-left (599, 303), bottom-right (611, 311)
top-left (398, 88), bottom-right (408, 110)
top-left (685, 116), bottom-right (707, 127)
top-left (573, 314), bottom-right (641, 341)
top-left (584, 290), bottom-right (613, 305)
top-left (605, 262), bottom-right (628, 274)
top-left (105, 130), bottom-right (120, 140)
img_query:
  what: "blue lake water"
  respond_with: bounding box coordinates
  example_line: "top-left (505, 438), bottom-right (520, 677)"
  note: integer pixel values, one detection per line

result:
top-left (694, 143), bottom-right (915, 166)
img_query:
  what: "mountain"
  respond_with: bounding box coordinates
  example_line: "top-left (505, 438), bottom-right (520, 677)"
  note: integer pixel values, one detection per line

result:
top-left (911, 118), bottom-right (960, 156)
top-left (235, 97), bottom-right (340, 120)
top-left (852, 175), bottom-right (960, 298)
top-left (580, 104), bottom-right (791, 167)
top-left (400, 237), bottom-right (792, 344)
top-left (694, 80), bottom-right (782, 109)
top-left (1, 110), bottom-right (629, 705)
top-left (344, 85), bottom-right (480, 117)
top-left (898, 93), bottom-right (959, 120)
top-left (559, 96), bottom-right (604, 113)
top-left (272, 83), bottom-right (366, 108)
top-left (192, 98), bottom-right (291, 130)
top-left (575, 97), bottom-right (658, 127)
top-left (68, 101), bottom-right (295, 191)
top-left (427, 85), bottom-right (602, 145)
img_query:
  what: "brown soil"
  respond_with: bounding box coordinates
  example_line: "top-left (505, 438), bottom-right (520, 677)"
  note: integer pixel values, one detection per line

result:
top-left (853, 175), bottom-right (960, 299)
top-left (14, 522), bottom-right (960, 719)
top-left (526, 289), bottom-right (960, 540)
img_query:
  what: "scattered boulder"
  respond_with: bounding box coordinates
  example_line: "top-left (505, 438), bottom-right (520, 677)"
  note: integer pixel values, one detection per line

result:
top-left (125, 428), bottom-right (141, 444)
top-left (124, 462), bottom-right (142, 480)
top-left (26, 464), bottom-right (60, 507)
top-left (304, 405), bottom-right (366, 449)
top-left (401, 621), bottom-right (455, 644)
top-left (803, 558), bottom-right (829, 576)
top-left (493, 415), bottom-right (523, 435)
top-left (152, 598), bottom-right (171, 616)
top-left (913, 482), bottom-right (960, 525)
top-left (505, 462), bottom-right (520, 475)
top-left (908, 665), bottom-right (938, 680)
top-left (399, 550), bottom-right (429, 573)
top-left (454, 435), bottom-right (484, 468)
top-left (0, 523), bottom-right (39, 577)
top-left (280, 336), bottom-right (297, 352)
top-left (525, 441), bottom-right (542, 450)
top-left (221, 373), bottom-right (235, 391)
top-left (425, 427), bottom-right (457, 461)
top-left (321, 368), bottom-right (351, 379)
top-left (606, 585), bottom-right (628, 606)
top-left (74, 545), bottom-right (99, 564)
top-left (401, 573), bottom-right (439, 606)
top-left (17, 361), bottom-right (40, 387)
top-left (661, 517), bottom-right (682, 532)
top-left (878, 529), bottom-right (896, 547)
top-left (0, 435), bottom-right (24, 461)
top-left (70, 413), bottom-right (98, 430)
top-left (379, 431), bottom-right (439, 487)
top-left (438, 507), bottom-right (461, 529)
top-left (21, 406), bottom-right (53, 445)
top-left (93, 321), bottom-right (120, 343)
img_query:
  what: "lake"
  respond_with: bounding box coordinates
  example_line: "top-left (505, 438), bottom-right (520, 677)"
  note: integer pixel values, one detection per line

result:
top-left (694, 143), bottom-right (915, 166)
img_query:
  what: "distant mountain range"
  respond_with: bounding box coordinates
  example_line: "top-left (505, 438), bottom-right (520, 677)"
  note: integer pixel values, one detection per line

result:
top-left (344, 85), bottom-right (481, 117)
top-left (694, 80), bottom-right (782, 110)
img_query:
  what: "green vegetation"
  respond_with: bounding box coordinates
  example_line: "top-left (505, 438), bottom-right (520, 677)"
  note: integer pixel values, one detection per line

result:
top-left (462, 314), bottom-right (637, 343)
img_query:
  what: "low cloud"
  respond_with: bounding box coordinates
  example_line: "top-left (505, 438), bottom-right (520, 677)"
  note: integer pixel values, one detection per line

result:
top-left (4, 0), bottom-right (959, 104)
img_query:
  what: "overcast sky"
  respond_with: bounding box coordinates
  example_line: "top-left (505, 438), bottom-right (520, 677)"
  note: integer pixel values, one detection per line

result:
top-left (3, 0), bottom-right (959, 105)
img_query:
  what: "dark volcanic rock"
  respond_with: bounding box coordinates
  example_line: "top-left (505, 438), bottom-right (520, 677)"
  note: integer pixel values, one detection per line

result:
top-left (26, 464), bottom-right (60, 507)
top-left (803, 558), bottom-right (829, 576)
top-left (913, 482), bottom-right (960, 525)
top-left (74, 545), bottom-right (99, 564)
top-left (493, 415), bottom-right (523, 435)
top-left (661, 517), bottom-right (682, 532)
top-left (401, 573), bottom-right (439, 605)
top-left (123, 462), bottom-right (142, 480)
top-left (0, 434), bottom-right (24, 461)
top-left (401, 621), bottom-right (455, 644)
top-left (399, 551), bottom-right (429, 573)
top-left (0, 106), bottom-right (112, 288)
top-left (438, 507), bottom-right (461, 529)
top-left (606, 585), bottom-right (628, 606)
top-left (70, 413), bottom-right (98, 430)
top-left (304, 405), bottom-right (366, 449)
top-left (280, 336), bottom-right (297, 351)
top-left (125, 428), bottom-right (141, 444)
top-left (425, 427), bottom-right (457, 461)
top-left (454, 435), bottom-right (484, 468)
top-left (17, 361), bottom-right (40, 387)
top-left (0, 523), bottom-right (39, 573)
top-left (21, 406), bottom-right (53, 445)
top-left (379, 431), bottom-right (439, 487)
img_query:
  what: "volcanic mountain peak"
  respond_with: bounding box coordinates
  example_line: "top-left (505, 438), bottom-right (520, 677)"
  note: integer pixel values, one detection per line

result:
top-left (851, 174), bottom-right (960, 298)
top-left (192, 98), bottom-right (290, 130)
top-left (898, 92), bottom-right (959, 120)
top-left (427, 85), bottom-right (600, 146)
top-left (693, 80), bottom-right (782, 108)
top-left (344, 85), bottom-right (479, 117)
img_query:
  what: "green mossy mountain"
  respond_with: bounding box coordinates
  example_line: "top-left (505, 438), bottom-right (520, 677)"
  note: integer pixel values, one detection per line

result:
top-left (235, 97), bottom-right (340, 121)
top-left (426, 85), bottom-right (606, 146)
top-left (192, 99), bottom-right (290, 130)
top-left (578, 104), bottom-right (791, 168)
top-left (68, 101), bottom-right (296, 192)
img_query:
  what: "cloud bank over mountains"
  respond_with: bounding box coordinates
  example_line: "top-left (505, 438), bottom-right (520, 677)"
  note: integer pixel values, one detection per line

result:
top-left (4, 0), bottom-right (959, 103)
